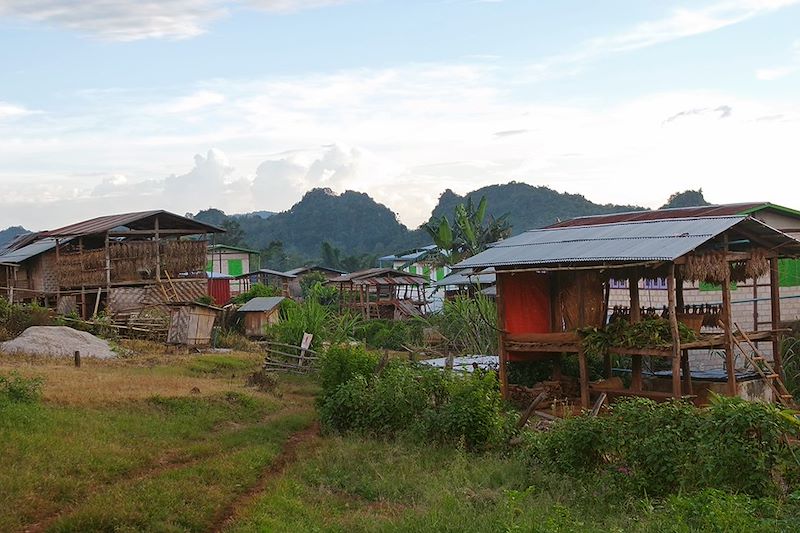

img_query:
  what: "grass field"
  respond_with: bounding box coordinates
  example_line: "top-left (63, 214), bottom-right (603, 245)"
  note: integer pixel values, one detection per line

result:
top-left (2, 344), bottom-right (799, 532)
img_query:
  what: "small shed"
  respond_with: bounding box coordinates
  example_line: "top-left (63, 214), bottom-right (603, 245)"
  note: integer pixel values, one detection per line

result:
top-left (239, 296), bottom-right (285, 337)
top-left (167, 302), bottom-right (221, 346)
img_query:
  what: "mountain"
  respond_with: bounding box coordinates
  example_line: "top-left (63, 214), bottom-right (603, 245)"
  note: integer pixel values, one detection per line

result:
top-left (428, 182), bottom-right (646, 235)
top-left (0, 226), bottom-right (29, 250)
top-left (192, 183), bottom-right (709, 267)
top-left (660, 189), bottom-right (710, 209)
top-left (194, 188), bottom-right (423, 259)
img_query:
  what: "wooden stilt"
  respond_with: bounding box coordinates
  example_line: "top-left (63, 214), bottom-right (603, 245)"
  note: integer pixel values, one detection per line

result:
top-left (629, 276), bottom-right (643, 391)
top-left (578, 346), bottom-right (590, 409)
top-left (722, 242), bottom-right (737, 396)
top-left (769, 258), bottom-right (783, 378)
top-left (496, 273), bottom-right (509, 399)
top-left (668, 264), bottom-right (682, 399)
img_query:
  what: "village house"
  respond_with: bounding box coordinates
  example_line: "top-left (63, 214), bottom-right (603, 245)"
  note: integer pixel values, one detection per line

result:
top-left (0, 210), bottom-right (224, 318)
top-left (206, 244), bottom-right (261, 297)
top-left (548, 202), bottom-right (800, 366)
top-left (456, 214), bottom-right (800, 408)
top-left (283, 265), bottom-right (347, 299)
top-left (328, 267), bottom-right (429, 319)
top-left (238, 296), bottom-right (285, 337)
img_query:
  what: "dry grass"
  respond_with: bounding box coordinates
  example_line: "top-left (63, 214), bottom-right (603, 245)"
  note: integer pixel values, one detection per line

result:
top-left (0, 346), bottom-right (268, 406)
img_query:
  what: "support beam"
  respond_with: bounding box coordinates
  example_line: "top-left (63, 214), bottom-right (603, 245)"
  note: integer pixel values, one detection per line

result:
top-left (722, 239), bottom-right (737, 396)
top-left (667, 264), bottom-right (682, 399)
top-left (154, 216), bottom-right (161, 282)
top-left (629, 276), bottom-right (643, 391)
top-left (496, 273), bottom-right (509, 399)
top-left (578, 346), bottom-right (590, 409)
top-left (769, 258), bottom-right (783, 378)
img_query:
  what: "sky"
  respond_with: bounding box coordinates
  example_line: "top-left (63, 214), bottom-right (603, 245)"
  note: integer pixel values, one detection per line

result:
top-left (0, 0), bottom-right (799, 231)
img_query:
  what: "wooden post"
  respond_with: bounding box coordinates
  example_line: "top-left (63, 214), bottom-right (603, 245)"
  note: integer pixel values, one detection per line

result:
top-left (154, 216), bottom-right (161, 282)
top-left (769, 258), bottom-right (783, 378)
top-left (629, 276), bottom-right (643, 391)
top-left (55, 238), bottom-right (61, 302)
top-left (104, 232), bottom-right (111, 314)
top-left (495, 272), bottom-right (509, 399)
top-left (681, 349), bottom-right (693, 395)
top-left (667, 264), bottom-right (682, 399)
top-left (578, 346), bottom-right (590, 409)
top-left (602, 279), bottom-right (612, 378)
top-left (74, 350), bottom-right (81, 368)
top-left (722, 243), bottom-right (737, 396)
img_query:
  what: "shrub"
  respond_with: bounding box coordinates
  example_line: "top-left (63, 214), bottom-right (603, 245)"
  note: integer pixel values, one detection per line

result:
top-left (0, 298), bottom-right (54, 340)
top-left (232, 283), bottom-right (281, 305)
top-left (318, 349), bottom-right (513, 450)
top-left (0, 371), bottom-right (44, 404)
top-left (355, 319), bottom-right (422, 350)
top-left (422, 294), bottom-right (497, 355)
top-left (529, 396), bottom-right (800, 497)
top-left (271, 298), bottom-right (330, 350)
top-left (318, 344), bottom-right (379, 395)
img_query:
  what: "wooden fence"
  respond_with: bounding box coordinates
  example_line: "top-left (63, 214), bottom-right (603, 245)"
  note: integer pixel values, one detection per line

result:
top-left (259, 339), bottom-right (318, 374)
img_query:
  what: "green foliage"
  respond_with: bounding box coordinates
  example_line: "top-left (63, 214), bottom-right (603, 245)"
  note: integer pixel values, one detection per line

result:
top-left (299, 272), bottom-right (338, 306)
top-left (781, 331), bottom-right (800, 399)
top-left (354, 319), bottom-right (422, 350)
top-left (270, 298), bottom-right (330, 350)
top-left (0, 298), bottom-right (54, 340)
top-left (660, 188), bottom-right (710, 209)
top-left (231, 282), bottom-right (281, 304)
top-left (580, 318), bottom-right (697, 360)
top-left (318, 351), bottom-right (512, 450)
top-left (195, 294), bottom-right (215, 305)
top-left (424, 195), bottom-right (512, 265)
top-left (299, 272), bottom-right (327, 299)
top-left (0, 371), bottom-right (44, 404)
top-left (423, 293), bottom-right (498, 354)
top-left (529, 396), bottom-right (800, 497)
top-left (318, 344), bottom-right (379, 395)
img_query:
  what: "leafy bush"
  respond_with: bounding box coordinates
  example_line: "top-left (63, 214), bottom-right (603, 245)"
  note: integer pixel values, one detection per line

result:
top-left (270, 298), bottom-right (330, 350)
top-left (354, 319), bottom-right (422, 350)
top-left (0, 371), bottom-right (44, 404)
top-left (299, 272), bottom-right (339, 306)
top-left (422, 294), bottom-right (497, 355)
top-left (231, 283), bottom-right (281, 304)
top-left (529, 395), bottom-right (800, 497)
top-left (318, 344), bottom-right (379, 395)
top-left (0, 298), bottom-right (54, 340)
top-left (318, 349), bottom-right (512, 450)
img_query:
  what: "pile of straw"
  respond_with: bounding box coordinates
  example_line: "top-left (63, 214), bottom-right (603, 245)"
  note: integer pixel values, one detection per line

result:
top-left (681, 248), bottom-right (769, 283)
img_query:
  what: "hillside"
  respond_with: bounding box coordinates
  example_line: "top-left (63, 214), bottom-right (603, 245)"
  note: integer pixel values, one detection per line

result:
top-left (193, 184), bottom-right (710, 266)
top-left (429, 182), bottom-right (646, 234)
top-left (0, 226), bottom-right (29, 249)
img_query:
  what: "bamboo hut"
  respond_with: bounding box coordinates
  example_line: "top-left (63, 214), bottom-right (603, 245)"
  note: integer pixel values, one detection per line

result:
top-left (455, 215), bottom-right (800, 409)
top-left (329, 268), bottom-right (429, 319)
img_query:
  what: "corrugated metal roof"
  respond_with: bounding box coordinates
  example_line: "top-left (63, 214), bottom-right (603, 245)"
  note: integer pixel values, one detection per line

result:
top-left (239, 296), bottom-right (285, 312)
top-left (433, 268), bottom-right (496, 287)
top-left (44, 210), bottom-right (225, 237)
top-left (235, 268), bottom-right (296, 279)
top-left (329, 267), bottom-right (428, 284)
top-left (285, 265), bottom-right (348, 276)
top-left (456, 216), bottom-right (800, 269)
top-left (208, 244), bottom-right (260, 254)
top-left (0, 238), bottom-right (59, 264)
top-left (546, 203), bottom-right (768, 228)
top-left (353, 275), bottom-right (428, 286)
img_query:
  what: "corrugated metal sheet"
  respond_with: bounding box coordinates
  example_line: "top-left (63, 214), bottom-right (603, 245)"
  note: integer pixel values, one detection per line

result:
top-left (0, 238), bottom-right (59, 264)
top-left (456, 216), bottom-right (800, 269)
top-left (45, 210), bottom-right (225, 237)
top-left (330, 267), bottom-right (428, 284)
top-left (239, 296), bottom-right (285, 312)
top-left (285, 265), bottom-right (348, 276)
top-left (546, 203), bottom-right (766, 228)
top-left (433, 268), bottom-right (496, 287)
top-left (353, 275), bottom-right (427, 286)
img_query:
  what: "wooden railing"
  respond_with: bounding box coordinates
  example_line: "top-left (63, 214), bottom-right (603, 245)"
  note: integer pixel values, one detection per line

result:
top-left (258, 340), bottom-right (319, 374)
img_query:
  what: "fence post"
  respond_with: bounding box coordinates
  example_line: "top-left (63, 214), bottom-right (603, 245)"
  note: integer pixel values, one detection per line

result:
top-left (74, 350), bottom-right (81, 368)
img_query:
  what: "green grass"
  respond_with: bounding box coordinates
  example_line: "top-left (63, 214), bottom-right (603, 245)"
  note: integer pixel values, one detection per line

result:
top-left (227, 436), bottom-right (800, 533)
top-left (0, 391), bottom-right (291, 531)
top-left (185, 354), bottom-right (262, 376)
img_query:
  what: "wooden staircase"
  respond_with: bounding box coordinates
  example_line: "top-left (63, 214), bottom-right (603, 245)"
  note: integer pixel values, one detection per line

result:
top-left (732, 323), bottom-right (796, 408)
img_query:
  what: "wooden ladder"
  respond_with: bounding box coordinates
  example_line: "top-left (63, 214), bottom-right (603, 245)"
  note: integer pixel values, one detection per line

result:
top-left (732, 323), bottom-right (796, 407)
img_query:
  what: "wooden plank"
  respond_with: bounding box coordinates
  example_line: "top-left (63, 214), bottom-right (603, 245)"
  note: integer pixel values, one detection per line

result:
top-left (722, 237), bottom-right (737, 396)
top-left (629, 275), bottom-right (643, 391)
top-left (516, 391), bottom-right (548, 429)
top-left (578, 346), bottom-right (590, 409)
top-left (590, 392), bottom-right (607, 417)
top-left (667, 264), bottom-right (682, 399)
top-left (769, 257), bottom-right (783, 378)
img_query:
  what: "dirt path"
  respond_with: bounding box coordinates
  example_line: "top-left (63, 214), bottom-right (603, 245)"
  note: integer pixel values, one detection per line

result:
top-left (208, 420), bottom-right (321, 533)
top-left (21, 407), bottom-right (310, 533)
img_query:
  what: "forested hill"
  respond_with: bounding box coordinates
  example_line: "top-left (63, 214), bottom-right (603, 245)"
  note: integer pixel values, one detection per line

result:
top-left (0, 226), bottom-right (29, 249)
top-left (429, 182), bottom-right (646, 234)
top-left (192, 185), bottom-right (708, 265)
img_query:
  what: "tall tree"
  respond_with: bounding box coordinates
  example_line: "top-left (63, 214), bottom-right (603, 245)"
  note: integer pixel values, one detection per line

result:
top-left (660, 189), bottom-right (711, 209)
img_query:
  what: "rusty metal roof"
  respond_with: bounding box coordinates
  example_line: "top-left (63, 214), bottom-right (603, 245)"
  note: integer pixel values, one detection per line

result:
top-left (456, 216), bottom-right (800, 270)
top-left (44, 210), bottom-right (225, 237)
top-left (329, 267), bottom-right (428, 285)
top-left (353, 275), bottom-right (428, 286)
top-left (546, 203), bottom-right (779, 228)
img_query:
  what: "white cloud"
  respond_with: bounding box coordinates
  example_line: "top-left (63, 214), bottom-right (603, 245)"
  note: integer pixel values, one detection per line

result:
top-left (755, 39), bottom-right (800, 80)
top-left (0, 101), bottom-right (34, 119)
top-left (0, 0), bottom-right (356, 41)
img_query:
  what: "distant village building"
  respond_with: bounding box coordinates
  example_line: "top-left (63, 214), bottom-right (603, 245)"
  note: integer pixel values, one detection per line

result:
top-left (328, 268), bottom-right (429, 319)
top-left (238, 296), bottom-right (285, 337)
top-left (378, 245), bottom-right (450, 282)
top-left (283, 265), bottom-right (347, 299)
top-left (0, 210), bottom-right (224, 318)
top-left (206, 244), bottom-right (261, 297)
top-left (235, 269), bottom-right (296, 298)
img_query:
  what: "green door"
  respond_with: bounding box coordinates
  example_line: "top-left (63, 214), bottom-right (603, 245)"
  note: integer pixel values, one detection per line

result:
top-left (227, 259), bottom-right (243, 276)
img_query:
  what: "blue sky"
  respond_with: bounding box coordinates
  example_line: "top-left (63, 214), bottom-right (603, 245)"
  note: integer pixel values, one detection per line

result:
top-left (1, 0), bottom-right (799, 230)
